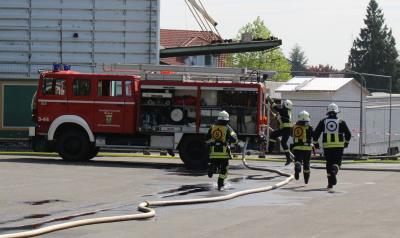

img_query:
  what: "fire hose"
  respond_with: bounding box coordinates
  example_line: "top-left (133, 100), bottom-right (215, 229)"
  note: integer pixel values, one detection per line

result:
top-left (0, 140), bottom-right (294, 238)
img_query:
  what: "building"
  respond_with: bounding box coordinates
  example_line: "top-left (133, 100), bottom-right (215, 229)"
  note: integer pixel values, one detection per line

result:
top-left (0, 0), bottom-right (160, 139)
top-left (160, 29), bottom-right (225, 67)
top-left (275, 76), bottom-right (400, 155)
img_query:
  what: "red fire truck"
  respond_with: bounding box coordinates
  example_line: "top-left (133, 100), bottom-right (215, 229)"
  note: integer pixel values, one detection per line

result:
top-left (30, 64), bottom-right (271, 169)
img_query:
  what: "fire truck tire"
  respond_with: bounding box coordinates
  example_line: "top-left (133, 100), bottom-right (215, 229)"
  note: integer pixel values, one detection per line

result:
top-left (179, 136), bottom-right (208, 169)
top-left (88, 145), bottom-right (100, 160)
top-left (57, 128), bottom-right (91, 162)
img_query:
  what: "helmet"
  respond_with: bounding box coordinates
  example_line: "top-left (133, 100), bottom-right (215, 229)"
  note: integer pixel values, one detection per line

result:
top-left (298, 110), bottom-right (310, 122)
top-left (327, 103), bottom-right (339, 113)
top-left (283, 99), bottom-right (293, 110)
top-left (218, 110), bottom-right (230, 121)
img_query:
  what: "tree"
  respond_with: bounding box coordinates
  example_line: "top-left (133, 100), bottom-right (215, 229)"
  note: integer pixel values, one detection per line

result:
top-left (226, 17), bottom-right (292, 81)
top-left (347, 0), bottom-right (399, 92)
top-left (289, 44), bottom-right (308, 75)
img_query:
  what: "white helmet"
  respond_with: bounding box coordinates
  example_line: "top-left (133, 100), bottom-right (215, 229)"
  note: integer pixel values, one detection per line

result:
top-left (218, 110), bottom-right (230, 121)
top-left (298, 110), bottom-right (310, 122)
top-left (327, 103), bottom-right (339, 113)
top-left (283, 99), bottom-right (293, 110)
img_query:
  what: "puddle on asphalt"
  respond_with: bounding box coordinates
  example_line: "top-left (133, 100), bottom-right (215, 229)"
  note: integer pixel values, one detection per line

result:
top-left (0, 210), bottom-right (97, 233)
top-left (0, 202), bottom-right (118, 234)
top-left (22, 199), bottom-right (65, 206)
top-left (158, 184), bottom-right (213, 198)
top-left (228, 175), bottom-right (280, 183)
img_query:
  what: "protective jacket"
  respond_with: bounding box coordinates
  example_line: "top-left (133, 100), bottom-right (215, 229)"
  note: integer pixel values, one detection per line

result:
top-left (292, 122), bottom-right (313, 151)
top-left (313, 115), bottom-right (351, 149)
top-left (272, 103), bottom-right (292, 129)
top-left (206, 121), bottom-right (238, 159)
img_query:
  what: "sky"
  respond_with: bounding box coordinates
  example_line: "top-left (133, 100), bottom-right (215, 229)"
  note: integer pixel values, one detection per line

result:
top-left (160, 0), bottom-right (400, 69)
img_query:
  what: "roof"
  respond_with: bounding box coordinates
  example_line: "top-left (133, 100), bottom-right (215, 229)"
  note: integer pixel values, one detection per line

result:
top-left (368, 92), bottom-right (400, 99)
top-left (160, 29), bottom-right (218, 65)
top-left (275, 77), bottom-right (355, 92)
top-left (160, 29), bottom-right (217, 49)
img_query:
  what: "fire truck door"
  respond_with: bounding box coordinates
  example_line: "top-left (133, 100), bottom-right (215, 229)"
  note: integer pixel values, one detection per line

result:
top-left (124, 80), bottom-right (136, 133)
top-left (37, 78), bottom-right (67, 130)
top-left (93, 79), bottom-right (124, 133)
top-left (68, 78), bottom-right (94, 127)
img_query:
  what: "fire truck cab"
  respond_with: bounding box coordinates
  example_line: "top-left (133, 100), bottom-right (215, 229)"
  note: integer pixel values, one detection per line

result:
top-left (30, 64), bottom-right (270, 169)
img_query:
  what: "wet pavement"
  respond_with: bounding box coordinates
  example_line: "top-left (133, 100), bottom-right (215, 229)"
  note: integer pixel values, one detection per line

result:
top-left (0, 155), bottom-right (400, 237)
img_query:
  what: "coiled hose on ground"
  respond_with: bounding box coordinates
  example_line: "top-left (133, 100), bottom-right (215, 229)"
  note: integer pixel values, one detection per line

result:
top-left (0, 141), bottom-right (294, 238)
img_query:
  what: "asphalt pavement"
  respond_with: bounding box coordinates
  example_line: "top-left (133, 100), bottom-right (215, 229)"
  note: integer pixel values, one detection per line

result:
top-left (0, 155), bottom-right (399, 238)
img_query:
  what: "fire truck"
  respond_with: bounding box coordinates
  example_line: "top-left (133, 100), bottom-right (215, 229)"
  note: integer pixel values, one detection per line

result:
top-left (30, 64), bottom-right (271, 169)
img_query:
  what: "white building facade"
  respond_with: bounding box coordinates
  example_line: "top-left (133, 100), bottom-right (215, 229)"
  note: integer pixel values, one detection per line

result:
top-left (276, 77), bottom-right (400, 155)
top-left (0, 0), bottom-right (160, 138)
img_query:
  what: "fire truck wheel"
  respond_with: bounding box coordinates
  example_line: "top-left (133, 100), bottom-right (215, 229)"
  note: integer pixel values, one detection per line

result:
top-left (88, 146), bottom-right (100, 160)
top-left (57, 128), bottom-right (91, 162)
top-left (179, 136), bottom-right (208, 169)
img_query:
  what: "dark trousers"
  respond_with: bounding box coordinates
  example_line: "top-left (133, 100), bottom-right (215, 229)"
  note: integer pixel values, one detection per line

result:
top-left (293, 150), bottom-right (311, 173)
top-left (324, 148), bottom-right (344, 185)
top-left (209, 159), bottom-right (229, 187)
top-left (268, 127), bottom-right (292, 161)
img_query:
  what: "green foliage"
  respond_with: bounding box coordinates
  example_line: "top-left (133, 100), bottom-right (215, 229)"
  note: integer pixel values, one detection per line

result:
top-left (347, 0), bottom-right (399, 92)
top-left (289, 44), bottom-right (308, 75)
top-left (226, 17), bottom-right (292, 81)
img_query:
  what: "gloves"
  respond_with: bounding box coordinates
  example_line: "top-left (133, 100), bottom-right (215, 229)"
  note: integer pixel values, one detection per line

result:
top-left (314, 143), bottom-right (320, 149)
top-left (344, 142), bottom-right (349, 148)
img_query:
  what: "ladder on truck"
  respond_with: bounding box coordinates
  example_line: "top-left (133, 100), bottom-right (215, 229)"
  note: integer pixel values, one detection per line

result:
top-left (103, 64), bottom-right (276, 83)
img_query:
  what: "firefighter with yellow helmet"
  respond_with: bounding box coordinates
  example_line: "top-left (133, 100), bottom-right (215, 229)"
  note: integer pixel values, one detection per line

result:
top-left (206, 110), bottom-right (238, 191)
top-left (313, 103), bottom-right (352, 191)
top-left (291, 110), bottom-right (314, 184)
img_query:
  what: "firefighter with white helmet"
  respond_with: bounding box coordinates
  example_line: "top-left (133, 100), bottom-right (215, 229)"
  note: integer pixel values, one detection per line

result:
top-left (313, 103), bottom-right (352, 192)
top-left (291, 110), bottom-right (314, 184)
top-left (206, 110), bottom-right (238, 191)
top-left (267, 96), bottom-right (293, 165)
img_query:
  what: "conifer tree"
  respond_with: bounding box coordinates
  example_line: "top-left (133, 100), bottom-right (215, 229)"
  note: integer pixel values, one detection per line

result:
top-left (289, 44), bottom-right (308, 76)
top-left (347, 0), bottom-right (399, 92)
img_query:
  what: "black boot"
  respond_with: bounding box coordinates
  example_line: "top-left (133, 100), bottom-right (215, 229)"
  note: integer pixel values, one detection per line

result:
top-left (331, 164), bottom-right (339, 185)
top-left (294, 162), bottom-right (301, 180)
top-left (207, 163), bottom-right (213, 178)
top-left (304, 171), bottom-right (310, 184)
top-left (217, 178), bottom-right (224, 191)
top-left (327, 175), bottom-right (333, 191)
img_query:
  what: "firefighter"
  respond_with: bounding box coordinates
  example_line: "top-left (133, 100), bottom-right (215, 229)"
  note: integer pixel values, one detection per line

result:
top-left (291, 110), bottom-right (313, 184)
top-left (206, 110), bottom-right (238, 191)
top-left (313, 103), bottom-right (352, 191)
top-left (267, 96), bottom-right (293, 165)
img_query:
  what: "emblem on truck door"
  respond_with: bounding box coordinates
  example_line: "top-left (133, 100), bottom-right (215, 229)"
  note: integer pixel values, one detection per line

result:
top-left (105, 112), bottom-right (113, 124)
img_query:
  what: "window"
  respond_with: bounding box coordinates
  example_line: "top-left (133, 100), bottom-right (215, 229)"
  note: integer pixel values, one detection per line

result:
top-left (42, 78), bottom-right (65, 96)
top-left (73, 79), bottom-right (91, 96)
top-left (97, 80), bottom-right (122, 97)
top-left (126, 80), bottom-right (133, 97)
top-left (205, 55), bottom-right (214, 66)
